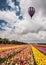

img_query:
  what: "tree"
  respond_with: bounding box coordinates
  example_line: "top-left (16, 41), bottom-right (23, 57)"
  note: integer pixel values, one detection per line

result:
top-left (10, 40), bottom-right (16, 44)
top-left (0, 38), bottom-right (3, 44)
top-left (3, 38), bottom-right (10, 44)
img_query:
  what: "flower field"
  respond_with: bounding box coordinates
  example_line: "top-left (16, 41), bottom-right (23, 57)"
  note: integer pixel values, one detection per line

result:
top-left (0, 44), bottom-right (46, 65)
top-left (33, 45), bottom-right (46, 54)
top-left (31, 45), bottom-right (46, 65)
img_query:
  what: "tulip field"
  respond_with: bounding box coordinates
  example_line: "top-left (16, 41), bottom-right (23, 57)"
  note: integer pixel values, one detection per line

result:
top-left (31, 45), bottom-right (46, 65)
top-left (0, 44), bottom-right (46, 65)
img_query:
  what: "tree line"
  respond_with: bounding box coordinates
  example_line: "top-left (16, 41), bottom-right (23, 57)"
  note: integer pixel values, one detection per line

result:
top-left (0, 38), bottom-right (27, 44)
top-left (37, 43), bottom-right (46, 45)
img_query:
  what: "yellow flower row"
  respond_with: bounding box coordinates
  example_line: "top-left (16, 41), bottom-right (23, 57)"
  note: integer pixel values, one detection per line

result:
top-left (31, 45), bottom-right (46, 65)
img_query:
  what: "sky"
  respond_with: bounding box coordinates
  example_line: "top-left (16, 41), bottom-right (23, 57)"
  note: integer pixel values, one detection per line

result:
top-left (0, 0), bottom-right (46, 43)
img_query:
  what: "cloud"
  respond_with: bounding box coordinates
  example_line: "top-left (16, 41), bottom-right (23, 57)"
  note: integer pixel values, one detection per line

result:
top-left (7, 0), bottom-right (15, 9)
top-left (31, 0), bottom-right (46, 16)
top-left (0, 10), bottom-right (18, 22)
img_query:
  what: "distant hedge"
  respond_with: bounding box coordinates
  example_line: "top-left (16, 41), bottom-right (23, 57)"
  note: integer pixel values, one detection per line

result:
top-left (0, 38), bottom-right (27, 44)
top-left (37, 43), bottom-right (46, 45)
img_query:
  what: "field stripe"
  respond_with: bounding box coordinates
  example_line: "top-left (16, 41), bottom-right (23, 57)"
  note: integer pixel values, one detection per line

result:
top-left (31, 45), bottom-right (46, 65)
top-left (0, 45), bottom-right (25, 51)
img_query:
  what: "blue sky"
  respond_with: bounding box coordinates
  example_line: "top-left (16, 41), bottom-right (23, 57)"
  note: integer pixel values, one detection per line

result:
top-left (0, 0), bottom-right (11, 10)
top-left (0, 0), bottom-right (23, 31)
top-left (0, 0), bottom-right (23, 19)
top-left (0, 0), bottom-right (46, 43)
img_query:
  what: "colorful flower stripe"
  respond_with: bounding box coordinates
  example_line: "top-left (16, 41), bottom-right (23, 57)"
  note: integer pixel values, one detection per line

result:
top-left (34, 45), bottom-right (46, 54)
top-left (1, 46), bottom-right (34, 65)
top-left (0, 46), bottom-right (27, 64)
top-left (31, 45), bottom-right (46, 65)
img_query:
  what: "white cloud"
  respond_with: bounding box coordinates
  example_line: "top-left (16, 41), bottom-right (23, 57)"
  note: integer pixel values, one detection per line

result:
top-left (0, 10), bottom-right (18, 23)
top-left (7, 0), bottom-right (15, 9)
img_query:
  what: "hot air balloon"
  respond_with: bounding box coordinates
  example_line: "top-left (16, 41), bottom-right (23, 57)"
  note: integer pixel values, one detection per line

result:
top-left (28, 7), bottom-right (35, 18)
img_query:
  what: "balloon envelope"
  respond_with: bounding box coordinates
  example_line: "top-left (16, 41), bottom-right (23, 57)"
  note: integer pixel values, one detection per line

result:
top-left (28, 7), bottom-right (35, 18)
